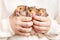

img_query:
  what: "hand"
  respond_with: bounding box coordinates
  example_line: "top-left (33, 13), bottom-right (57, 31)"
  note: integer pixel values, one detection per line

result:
top-left (9, 15), bottom-right (33, 36)
top-left (33, 15), bottom-right (51, 34)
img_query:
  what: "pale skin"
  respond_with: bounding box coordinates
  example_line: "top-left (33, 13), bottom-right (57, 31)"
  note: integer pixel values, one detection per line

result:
top-left (9, 14), bottom-right (51, 36)
top-left (33, 15), bottom-right (51, 33)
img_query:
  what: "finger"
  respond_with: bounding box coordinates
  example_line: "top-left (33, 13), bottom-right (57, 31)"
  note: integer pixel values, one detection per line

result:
top-left (35, 29), bottom-right (47, 34)
top-left (16, 26), bottom-right (32, 33)
top-left (33, 16), bottom-right (49, 22)
top-left (16, 16), bottom-right (32, 22)
top-left (33, 25), bottom-right (50, 31)
top-left (33, 20), bottom-right (50, 27)
top-left (33, 26), bottom-right (49, 34)
top-left (40, 30), bottom-right (48, 33)
top-left (15, 30), bottom-right (30, 36)
top-left (16, 21), bottom-right (33, 28)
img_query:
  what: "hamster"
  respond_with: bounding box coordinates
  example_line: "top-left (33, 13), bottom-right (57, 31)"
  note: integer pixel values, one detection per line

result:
top-left (26, 7), bottom-right (38, 17)
top-left (37, 8), bottom-right (48, 16)
top-left (14, 5), bottom-right (27, 16)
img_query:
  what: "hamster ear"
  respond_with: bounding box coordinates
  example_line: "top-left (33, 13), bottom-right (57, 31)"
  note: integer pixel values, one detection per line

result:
top-left (44, 9), bottom-right (46, 11)
top-left (27, 7), bottom-right (30, 9)
top-left (17, 5), bottom-right (21, 8)
top-left (17, 6), bottom-right (19, 7)
top-left (26, 6), bottom-right (29, 9)
top-left (33, 6), bottom-right (35, 8)
top-left (37, 9), bottom-right (40, 11)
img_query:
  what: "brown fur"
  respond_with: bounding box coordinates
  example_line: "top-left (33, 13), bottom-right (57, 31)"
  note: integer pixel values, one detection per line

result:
top-left (37, 8), bottom-right (48, 16)
top-left (27, 7), bottom-right (38, 16)
top-left (14, 5), bottom-right (48, 17)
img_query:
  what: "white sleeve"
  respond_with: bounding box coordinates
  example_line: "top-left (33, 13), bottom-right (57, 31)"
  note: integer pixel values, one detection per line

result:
top-left (0, 0), bottom-right (14, 38)
top-left (47, 0), bottom-right (60, 35)
top-left (47, 18), bottom-right (60, 34)
top-left (46, 18), bottom-right (60, 40)
top-left (0, 17), bottom-right (14, 38)
top-left (46, 0), bottom-right (60, 39)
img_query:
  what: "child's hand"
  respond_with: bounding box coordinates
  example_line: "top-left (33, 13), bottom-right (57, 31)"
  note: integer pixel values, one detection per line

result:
top-left (33, 15), bottom-right (51, 34)
top-left (9, 15), bottom-right (33, 36)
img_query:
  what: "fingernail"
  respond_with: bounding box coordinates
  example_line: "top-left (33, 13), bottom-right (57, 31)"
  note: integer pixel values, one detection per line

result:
top-left (32, 14), bottom-right (36, 18)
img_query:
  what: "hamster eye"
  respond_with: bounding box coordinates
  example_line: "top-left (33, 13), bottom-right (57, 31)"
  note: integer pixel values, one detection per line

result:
top-left (29, 10), bottom-right (32, 12)
top-left (20, 8), bottom-right (22, 10)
